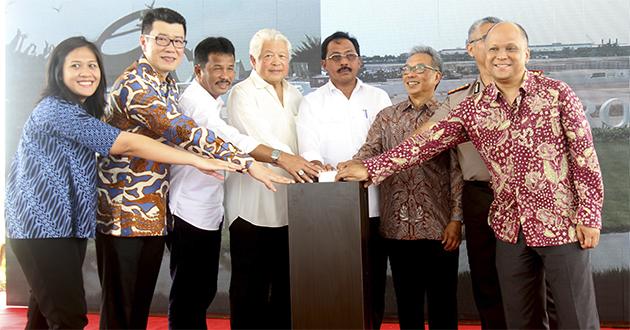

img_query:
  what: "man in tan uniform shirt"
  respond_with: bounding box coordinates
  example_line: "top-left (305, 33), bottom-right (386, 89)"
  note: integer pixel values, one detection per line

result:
top-left (429, 17), bottom-right (505, 330)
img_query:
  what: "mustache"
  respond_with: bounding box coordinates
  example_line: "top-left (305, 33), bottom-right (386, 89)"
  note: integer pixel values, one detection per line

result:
top-left (215, 79), bottom-right (232, 85)
top-left (337, 67), bottom-right (352, 73)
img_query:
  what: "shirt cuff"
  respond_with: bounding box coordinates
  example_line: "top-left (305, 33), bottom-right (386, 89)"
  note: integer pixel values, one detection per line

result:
top-left (232, 154), bottom-right (255, 170)
top-left (238, 137), bottom-right (261, 154)
top-left (575, 206), bottom-right (602, 229)
top-left (362, 154), bottom-right (390, 185)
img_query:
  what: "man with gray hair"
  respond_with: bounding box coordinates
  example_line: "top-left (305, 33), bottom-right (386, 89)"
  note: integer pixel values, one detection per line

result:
top-left (428, 16), bottom-right (508, 329)
top-left (168, 36), bottom-right (320, 329)
top-left (338, 21), bottom-right (603, 330)
top-left (226, 28), bottom-right (305, 329)
top-left (352, 45), bottom-right (463, 329)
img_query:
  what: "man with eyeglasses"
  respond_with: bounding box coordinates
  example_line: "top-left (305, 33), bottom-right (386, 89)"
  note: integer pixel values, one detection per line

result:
top-left (95, 8), bottom-right (291, 329)
top-left (296, 31), bottom-right (391, 329)
top-left (338, 21), bottom-right (603, 330)
top-left (352, 45), bottom-right (463, 330)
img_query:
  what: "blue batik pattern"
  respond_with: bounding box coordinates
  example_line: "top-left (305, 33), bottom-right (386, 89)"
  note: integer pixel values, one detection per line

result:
top-left (97, 57), bottom-right (253, 237)
top-left (6, 96), bottom-right (120, 239)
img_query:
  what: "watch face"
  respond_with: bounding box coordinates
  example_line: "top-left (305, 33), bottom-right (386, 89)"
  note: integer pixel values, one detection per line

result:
top-left (271, 149), bottom-right (281, 161)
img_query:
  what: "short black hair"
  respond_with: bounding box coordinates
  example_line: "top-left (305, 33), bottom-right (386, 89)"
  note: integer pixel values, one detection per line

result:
top-left (41, 36), bottom-right (107, 118)
top-left (141, 7), bottom-right (187, 35)
top-left (194, 37), bottom-right (235, 67)
top-left (321, 31), bottom-right (360, 60)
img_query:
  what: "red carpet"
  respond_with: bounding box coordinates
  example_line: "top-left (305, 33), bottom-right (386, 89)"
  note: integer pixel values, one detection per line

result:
top-left (1, 306), bottom-right (625, 329)
top-left (0, 305), bottom-right (483, 330)
top-left (1, 306), bottom-right (213, 330)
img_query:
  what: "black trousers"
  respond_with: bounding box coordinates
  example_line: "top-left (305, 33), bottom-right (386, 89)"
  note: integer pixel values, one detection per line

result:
top-left (10, 238), bottom-right (89, 330)
top-left (166, 214), bottom-right (222, 329)
top-left (386, 239), bottom-right (459, 330)
top-left (496, 230), bottom-right (600, 330)
top-left (368, 217), bottom-right (388, 330)
top-left (95, 232), bottom-right (165, 329)
top-left (229, 218), bottom-right (291, 329)
top-left (462, 181), bottom-right (507, 329)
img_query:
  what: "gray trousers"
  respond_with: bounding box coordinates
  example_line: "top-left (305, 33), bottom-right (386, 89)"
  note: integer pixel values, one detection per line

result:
top-left (496, 230), bottom-right (600, 329)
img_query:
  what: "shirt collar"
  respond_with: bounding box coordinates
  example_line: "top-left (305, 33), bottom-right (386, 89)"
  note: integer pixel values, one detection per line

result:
top-left (325, 77), bottom-right (364, 96)
top-left (188, 80), bottom-right (224, 108)
top-left (484, 70), bottom-right (535, 104)
top-left (400, 97), bottom-right (439, 115)
top-left (520, 70), bottom-right (537, 95)
top-left (135, 56), bottom-right (177, 89)
top-left (249, 69), bottom-right (286, 90)
top-left (473, 77), bottom-right (485, 94)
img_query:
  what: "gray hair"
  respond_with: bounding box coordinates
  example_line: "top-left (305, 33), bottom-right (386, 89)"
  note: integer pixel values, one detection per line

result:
top-left (467, 16), bottom-right (503, 45)
top-left (249, 28), bottom-right (292, 60)
top-left (408, 45), bottom-right (443, 73)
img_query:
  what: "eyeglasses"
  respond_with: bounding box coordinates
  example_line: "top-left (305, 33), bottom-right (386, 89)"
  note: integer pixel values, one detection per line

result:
top-left (326, 53), bottom-right (359, 63)
top-left (400, 63), bottom-right (440, 75)
top-left (144, 34), bottom-right (188, 49)
top-left (467, 34), bottom-right (487, 45)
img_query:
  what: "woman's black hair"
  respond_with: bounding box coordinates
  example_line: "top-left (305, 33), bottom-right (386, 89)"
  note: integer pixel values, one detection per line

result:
top-left (41, 36), bottom-right (107, 118)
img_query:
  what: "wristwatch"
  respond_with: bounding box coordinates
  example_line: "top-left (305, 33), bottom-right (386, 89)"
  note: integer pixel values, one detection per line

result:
top-left (271, 149), bottom-right (281, 163)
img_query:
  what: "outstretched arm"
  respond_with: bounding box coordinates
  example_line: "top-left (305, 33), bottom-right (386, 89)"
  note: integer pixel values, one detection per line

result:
top-left (337, 113), bottom-right (469, 184)
top-left (111, 74), bottom-right (253, 168)
top-left (110, 131), bottom-right (243, 180)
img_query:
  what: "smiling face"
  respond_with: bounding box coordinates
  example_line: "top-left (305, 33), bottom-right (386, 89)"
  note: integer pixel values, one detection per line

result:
top-left (140, 20), bottom-right (186, 76)
top-left (467, 22), bottom-right (495, 73)
top-left (251, 39), bottom-right (290, 86)
top-left (196, 53), bottom-right (235, 99)
top-left (485, 22), bottom-right (530, 85)
top-left (402, 53), bottom-right (441, 100)
top-left (62, 46), bottom-right (101, 102)
top-left (322, 38), bottom-right (362, 87)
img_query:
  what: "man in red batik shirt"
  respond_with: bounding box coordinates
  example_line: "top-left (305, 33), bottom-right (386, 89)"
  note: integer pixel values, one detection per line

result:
top-left (337, 22), bottom-right (603, 329)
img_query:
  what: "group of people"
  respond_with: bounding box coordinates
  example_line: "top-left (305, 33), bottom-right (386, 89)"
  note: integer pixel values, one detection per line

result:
top-left (5, 6), bottom-right (603, 330)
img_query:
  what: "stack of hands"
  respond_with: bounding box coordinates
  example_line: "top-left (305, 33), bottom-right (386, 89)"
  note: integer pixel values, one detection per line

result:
top-left (267, 156), bottom-right (370, 186)
top-left (196, 153), bottom-right (371, 192)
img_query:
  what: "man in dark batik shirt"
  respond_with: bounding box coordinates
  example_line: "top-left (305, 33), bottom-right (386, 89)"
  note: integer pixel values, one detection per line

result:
top-left (353, 45), bottom-right (463, 330)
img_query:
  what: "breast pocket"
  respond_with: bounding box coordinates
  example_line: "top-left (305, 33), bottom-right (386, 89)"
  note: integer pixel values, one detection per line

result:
top-left (351, 109), bottom-right (372, 140)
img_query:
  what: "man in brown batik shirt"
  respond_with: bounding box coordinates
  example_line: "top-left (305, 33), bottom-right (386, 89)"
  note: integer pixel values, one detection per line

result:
top-left (353, 45), bottom-right (463, 330)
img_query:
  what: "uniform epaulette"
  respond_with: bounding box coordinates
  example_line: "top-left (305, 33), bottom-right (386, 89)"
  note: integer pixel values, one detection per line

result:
top-left (447, 83), bottom-right (470, 95)
top-left (530, 69), bottom-right (544, 76)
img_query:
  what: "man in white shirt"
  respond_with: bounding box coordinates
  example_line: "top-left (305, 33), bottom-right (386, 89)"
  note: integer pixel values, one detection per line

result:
top-left (295, 31), bottom-right (392, 329)
top-left (168, 36), bottom-right (319, 330)
top-left (225, 29), bottom-right (313, 329)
